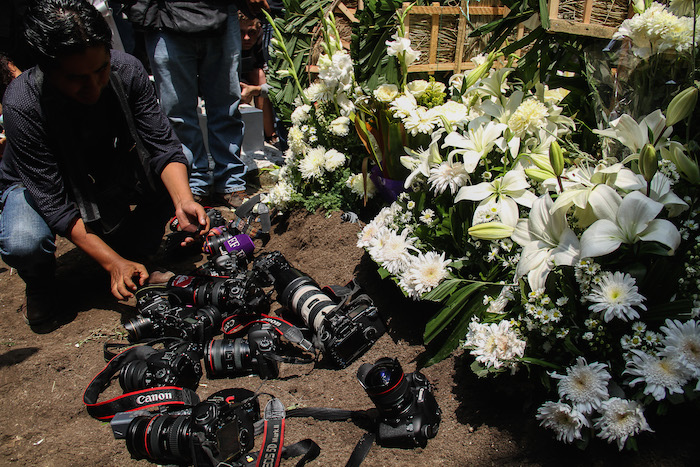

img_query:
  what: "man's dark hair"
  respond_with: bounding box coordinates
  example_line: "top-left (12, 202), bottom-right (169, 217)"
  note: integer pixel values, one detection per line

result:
top-left (23, 0), bottom-right (112, 70)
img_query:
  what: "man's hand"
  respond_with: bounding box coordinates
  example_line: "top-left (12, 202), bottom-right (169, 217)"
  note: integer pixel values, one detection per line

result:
top-left (175, 198), bottom-right (211, 246)
top-left (107, 258), bottom-right (149, 300)
top-left (240, 82), bottom-right (261, 105)
top-left (245, 0), bottom-right (270, 17)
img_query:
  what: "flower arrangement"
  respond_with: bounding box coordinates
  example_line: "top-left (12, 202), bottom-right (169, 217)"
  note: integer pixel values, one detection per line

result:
top-left (356, 2), bottom-right (700, 450)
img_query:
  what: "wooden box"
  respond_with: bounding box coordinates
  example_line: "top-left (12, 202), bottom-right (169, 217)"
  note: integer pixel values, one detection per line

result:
top-left (546, 0), bottom-right (632, 39)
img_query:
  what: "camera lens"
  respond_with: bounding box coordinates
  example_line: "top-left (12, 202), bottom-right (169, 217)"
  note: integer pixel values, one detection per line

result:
top-left (204, 338), bottom-right (251, 377)
top-left (124, 316), bottom-right (153, 342)
top-left (119, 360), bottom-right (150, 392)
top-left (125, 414), bottom-right (191, 464)
top-left (358, 358), bottom-right (413, 417)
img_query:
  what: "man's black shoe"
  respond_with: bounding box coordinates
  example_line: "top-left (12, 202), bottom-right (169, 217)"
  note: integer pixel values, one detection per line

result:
top-left (22, 286), bottom-right (74, 333)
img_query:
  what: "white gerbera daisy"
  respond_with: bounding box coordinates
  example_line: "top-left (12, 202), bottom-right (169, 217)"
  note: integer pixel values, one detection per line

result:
top-left (585, 271), bottom-right (647, 322)
top-left (464, 319), bottom-right (526, 370)
top-left (298, 146), bottom-right (327, 179)
top-left (403, 107), bottom-right (441, 136)
top-left (399, 251), bottom-right (450, 298)
top-left (549, 357), bottom-right (611, 413)
top-left (624, 349), bottom-right (692, 401)
top-left (323, 148), bottom-right (346, 171)
top-left (419, 208), bottom-right (435, 225)
top-left (372, 229), bottom-right (417, 275)
top-left (428, 161), bottom-right (469, 195)
top-left (594, 397), bottom-right (652, 450)
top-left (536, 401), bottom-right (589, 443)
top-left (658, 319), bottom-right (700, 383)
top-left (357, 220), bottom-right (385, 249)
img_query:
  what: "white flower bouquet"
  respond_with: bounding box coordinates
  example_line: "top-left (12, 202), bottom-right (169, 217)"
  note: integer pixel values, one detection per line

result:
top-left (357, 15), bottom-right (700, 448)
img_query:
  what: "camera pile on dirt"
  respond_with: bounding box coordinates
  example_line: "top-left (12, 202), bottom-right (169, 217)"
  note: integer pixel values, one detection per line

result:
top-left (82, 212), bottom-right (442, 467)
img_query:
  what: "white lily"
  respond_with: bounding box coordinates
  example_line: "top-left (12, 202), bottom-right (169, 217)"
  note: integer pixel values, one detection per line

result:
top-left (594, 110), bottom-right (673, 152)
top-left (634, 172), bottom-right (688, 217)
top-left (512, 194), bottom-right (581, 290)
top-left (400, 130), bottom-right (444, 188)
top-left (580, 186), bottom-right (681, 258)
top-left (456, 169), bottom-right (537, 227)
top-left (443, 118), bottom-right (507, 173)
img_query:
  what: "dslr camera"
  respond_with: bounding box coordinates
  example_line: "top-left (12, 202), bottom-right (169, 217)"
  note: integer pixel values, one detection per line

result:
top-left (165, 270), bottom-right (270, 317)
top-left (194, 252), bottom-right (247, 278)
top-left (204, 322), bottom-right (280, 380)
top-left (254, 251), bottom-right (385, 369)
top-left (357, 357), bottom-right (441, 448)
top-left (118, 339), bottom-right (203, 392)
top-left (126, 290), bottom-right (223, 345)
top-left (112, 388), bottom-right (260, 467)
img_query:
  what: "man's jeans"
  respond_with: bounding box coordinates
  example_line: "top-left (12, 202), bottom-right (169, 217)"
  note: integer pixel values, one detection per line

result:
top-left (145, 5), bottom-right (247, 197)
top-left (0, 184), bottom-right (172, 285)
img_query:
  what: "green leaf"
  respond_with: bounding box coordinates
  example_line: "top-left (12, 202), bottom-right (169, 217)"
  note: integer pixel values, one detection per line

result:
top-left (423, 282), bottom-right (485, 344)
top-left (422, 278), bottom-right (466, 302)
top-left (519, 357), bottom-right (563, 370)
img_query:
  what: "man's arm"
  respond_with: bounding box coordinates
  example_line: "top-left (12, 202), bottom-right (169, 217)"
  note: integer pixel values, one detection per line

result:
top-left (67, 218), bottom-right (149, 300)
top-left (160, 161), bottom-right (211, 243)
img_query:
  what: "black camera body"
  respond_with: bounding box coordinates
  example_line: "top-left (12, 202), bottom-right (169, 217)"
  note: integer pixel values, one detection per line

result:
top-left (114, 388), bottom-right (259, 467)
top-left (119, 340), bottom-right (203, 392)
top-left (254, 251), bottom-right (385, 369)
top-left (195, 252), bottom-right (247, 278)
top-left (204, 322), bottom-right (280, 380)
top-left (358, 358), bottom-right (441, 449)
top-left (166, 271), bottom-right (270, 317)
top-left (127, 290), bottom-right (223, 345)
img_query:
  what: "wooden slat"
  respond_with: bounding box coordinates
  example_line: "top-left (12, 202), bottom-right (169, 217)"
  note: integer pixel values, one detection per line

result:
top-left (406, 5), bottom-right (507, 15)
top-left (547, 18), bottom-right (617, 38)
top-left (335, 3), bottom-right (359, 23)
top-left (548, 0), bottom-right (560, 19)
top-left (429, 2), bottom-right (440, 73)
top-left (582, 0), bottom-right (594, 23)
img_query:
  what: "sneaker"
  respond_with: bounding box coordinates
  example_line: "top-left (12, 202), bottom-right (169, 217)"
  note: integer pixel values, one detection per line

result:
top-left (216, 190), bottom-right (247, 209)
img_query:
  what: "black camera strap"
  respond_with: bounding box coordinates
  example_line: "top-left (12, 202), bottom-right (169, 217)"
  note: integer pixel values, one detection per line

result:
top-left (83, 339), bottom-right (200, 421)
top-left (222, 314), bottom-right (315, 357)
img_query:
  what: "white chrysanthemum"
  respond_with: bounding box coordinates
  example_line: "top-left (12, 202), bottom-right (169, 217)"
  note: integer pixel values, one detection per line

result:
top-left (399, 251), bottom-right (450, 298)
top-left (304, 81), bottom-right (333, 102)
top-left (389, 92), bottom-right (418, 119)
top-left (357, 218), bottom-right (383, 248)
top-left (347, 173), bottom-right (376, 199)
top-left (428, 161), bottom-right (469, 195)
top-left (264, 180), bottom-right (295, 209)
top-left (373, 83), bottom-right (400, 103)
top-left (370, 229), bottom-right (417, 275)
top-left (323, 148), bottom-right (346, 172)
top-left (536, 401), bottom-right (589, 443)
top-left (299, 146), bottom-right (327, 179)
top-left (318, 50), bottom-right (354, 92)
top-left (585, 271), bottom-right (647, 322)
top-left (373, 204), bottom-right (400, 228)
top-left (329, 116), bottom-right (351, 137)
top-left (419, 208), bottom-right (435, 225)
top-left (406, 79), bottom-right (430, 98)
top-left (403, 107), bottom-right (441, 136)
top-left (624, 349), bottom-right (692, 401)
top-left (594, 398), bottom-right (652, 450)
top-left (549, 357), bottom-right (611, 413)
top-left (507, 98), bottom-right (549, 136)
top-left (659, 319), bottom-right (700, 384)
top-left (291, 104), bottom-right (312, 125)
top-left (464, 319), bottom-right (526, 370)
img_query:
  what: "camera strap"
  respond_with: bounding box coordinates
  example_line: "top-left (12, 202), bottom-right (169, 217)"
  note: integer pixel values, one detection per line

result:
top-left (83, 339), bottom-right (200, 421)
top-left (229, 194), bottom-right (271, 240)
top-left (222, 314), bottom-right (315, 356)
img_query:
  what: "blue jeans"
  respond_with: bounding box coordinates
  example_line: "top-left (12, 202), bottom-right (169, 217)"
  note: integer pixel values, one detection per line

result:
top-left (145, 5), bottom-right (246, 197)
top-left (0, 185), bottom-right (56, 284)
top-left (0, 184), bottom-right (172, 284)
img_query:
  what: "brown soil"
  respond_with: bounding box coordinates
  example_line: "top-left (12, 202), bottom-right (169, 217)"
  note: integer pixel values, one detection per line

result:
top-left (0, 209), bottom-right (697, 467)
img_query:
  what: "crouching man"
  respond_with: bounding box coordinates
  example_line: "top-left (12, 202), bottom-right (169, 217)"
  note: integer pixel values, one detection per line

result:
top-left (0, 0), bottom-right (210, 331)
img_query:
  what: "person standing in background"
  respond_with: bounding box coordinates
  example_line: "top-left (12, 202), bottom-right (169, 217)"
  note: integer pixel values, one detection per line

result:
top-left (125, 0), bottom-right (270, 208)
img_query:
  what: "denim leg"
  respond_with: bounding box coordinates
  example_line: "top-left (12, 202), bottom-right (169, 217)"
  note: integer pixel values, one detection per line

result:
top-left (145, 30), bottom-right (212, 197)
top-left (0, 185), bottom-right (57, 283)
top-left (200, 5), bottom-right (246, 194)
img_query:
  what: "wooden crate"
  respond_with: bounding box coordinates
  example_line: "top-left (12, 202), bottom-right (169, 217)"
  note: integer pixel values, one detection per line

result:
top-left (402, 1), bottom-right (519, 74)
top-left (547, 0), bottom-right (632, 39)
